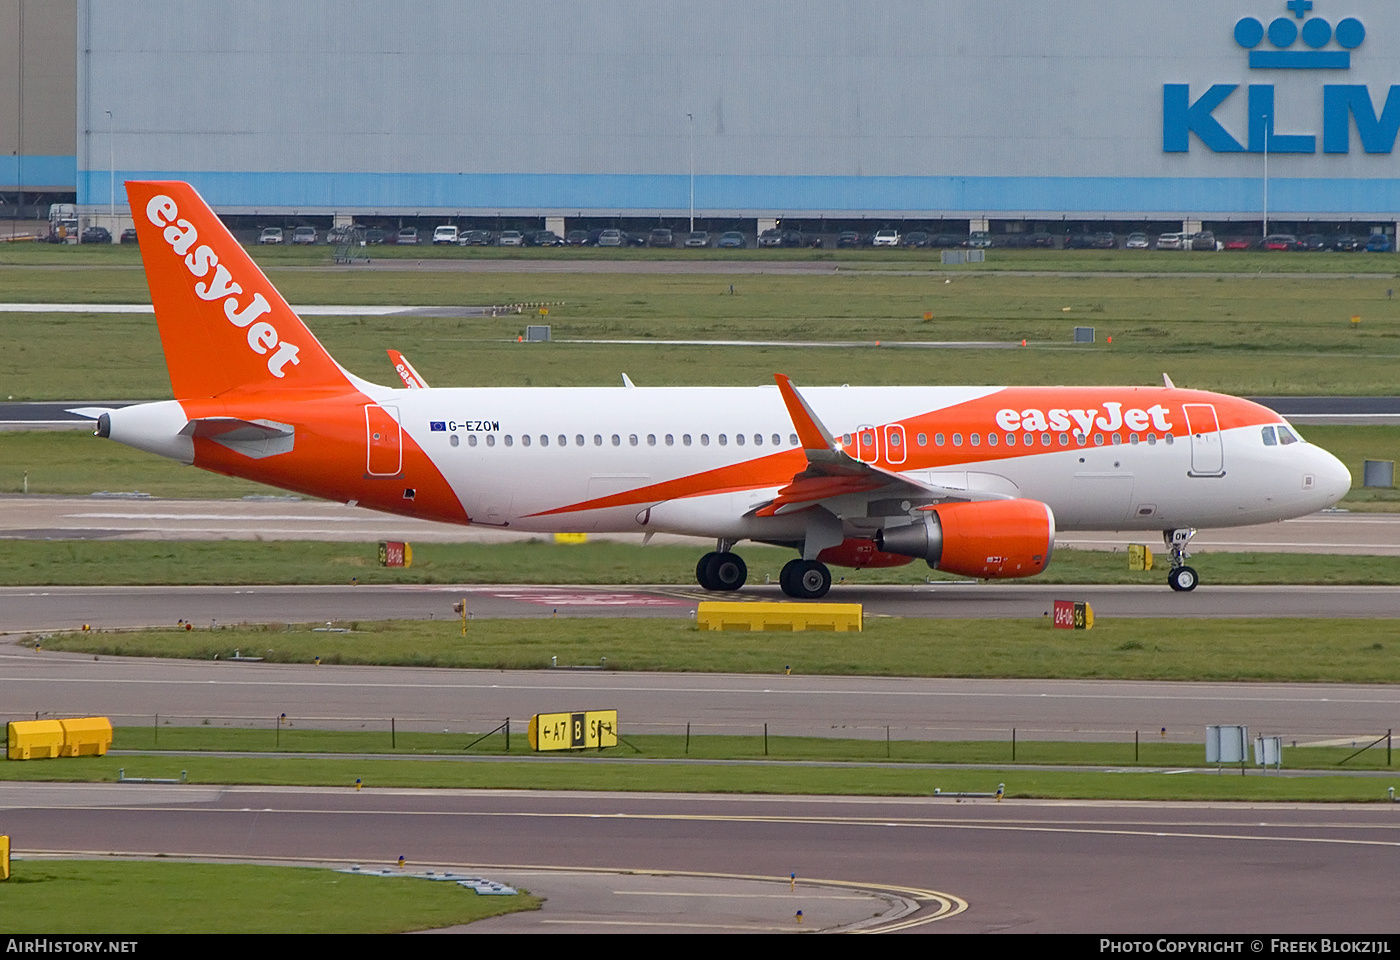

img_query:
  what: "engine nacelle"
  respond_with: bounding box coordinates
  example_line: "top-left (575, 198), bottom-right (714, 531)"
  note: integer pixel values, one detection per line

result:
top-left (875, 499), bottom-right (1055, 579)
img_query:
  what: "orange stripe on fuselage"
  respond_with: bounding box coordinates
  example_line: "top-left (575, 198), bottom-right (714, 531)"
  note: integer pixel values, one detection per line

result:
top-left (524, 386), bottom-right (1281, 519)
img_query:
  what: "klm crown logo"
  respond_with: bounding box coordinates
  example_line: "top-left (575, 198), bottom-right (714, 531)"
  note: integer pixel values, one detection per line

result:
top-left (1236, 1), bottom-right (1365, 69)
top-left (1165, 2), bottom-right (1397, 154)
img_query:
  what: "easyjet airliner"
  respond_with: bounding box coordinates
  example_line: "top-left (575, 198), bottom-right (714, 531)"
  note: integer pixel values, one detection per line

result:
top-left (87, 182), bottom-right (1352, 599)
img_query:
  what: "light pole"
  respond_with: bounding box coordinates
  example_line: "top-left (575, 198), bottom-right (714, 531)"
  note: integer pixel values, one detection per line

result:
top-left (687, 112), bottom-right (694, 233)
top-left (105, 109), bottom-right (114, 218)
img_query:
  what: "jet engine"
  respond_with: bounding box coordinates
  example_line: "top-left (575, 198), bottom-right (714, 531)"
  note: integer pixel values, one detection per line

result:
top-left (875, 499), bottom-right (1055, 579)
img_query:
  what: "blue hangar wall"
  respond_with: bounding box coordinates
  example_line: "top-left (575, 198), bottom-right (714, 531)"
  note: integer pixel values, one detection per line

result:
top-left (77, 0), bottom-right (1400, 218)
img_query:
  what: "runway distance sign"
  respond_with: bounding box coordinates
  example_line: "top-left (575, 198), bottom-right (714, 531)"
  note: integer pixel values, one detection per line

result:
top-left (528, 710), bottom-right (618, 751)
top-left (1052, 599), bottom-right (1094, 630)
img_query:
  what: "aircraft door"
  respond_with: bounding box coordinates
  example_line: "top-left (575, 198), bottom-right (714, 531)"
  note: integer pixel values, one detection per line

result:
top-left (366, 404), bottom-right (402, 476)
top-left (856, 424), bottom-right (880, 463)
top-left (1182, 403), bottom-right (1224, 477)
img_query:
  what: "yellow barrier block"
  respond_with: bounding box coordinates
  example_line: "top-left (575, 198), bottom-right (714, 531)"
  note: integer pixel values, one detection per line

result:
top-left (7, 720), bottom-right (64, 760)
top-left (58, 717), bottom-right (113, 757)
top-left (697, 601), bottom-right (863, 632)
top-left (1, 834), bottom-right (9, 880)
top-left (6, 718), bottom-right (112, 760)
top-left (553, 532), bottom-right (588, 544)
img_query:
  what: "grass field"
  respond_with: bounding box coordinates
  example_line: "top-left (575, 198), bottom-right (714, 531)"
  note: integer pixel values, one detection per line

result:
top-left (1, 752), bottom-right (1392, 804)
top-left (23, 615), bottom-right (1400, 683)
top-left (6, 255), bottom-right (1400, 397)
top-left (0, 859), bottom-right (539, 934)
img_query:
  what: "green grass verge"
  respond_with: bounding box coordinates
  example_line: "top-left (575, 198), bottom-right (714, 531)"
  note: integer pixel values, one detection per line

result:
top-left (96, 726), bottom-right (1400, 772)
top-left (0, 860), bottom-right (539, 934)
top-left (8, 265), bottom-right (1400, 398)
top-left (23, 616), bottom-right (1400, 683)
top-left (5, 538), bottom-right (1400, 587)
top-left (0, 753), bottom-right (1392, 803)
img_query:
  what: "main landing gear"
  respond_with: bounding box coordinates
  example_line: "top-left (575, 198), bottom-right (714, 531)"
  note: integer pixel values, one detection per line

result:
top-left (696, 548), bottom-right (747, 592)
top-left (1164, 527), bottom-right (1199, 592)
top-left (693, 544), bottom-right (833, 600)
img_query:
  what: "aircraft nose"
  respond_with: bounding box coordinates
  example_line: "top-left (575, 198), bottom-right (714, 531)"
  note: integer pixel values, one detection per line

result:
top-left (1315, 448), bottom-right (1352, 505)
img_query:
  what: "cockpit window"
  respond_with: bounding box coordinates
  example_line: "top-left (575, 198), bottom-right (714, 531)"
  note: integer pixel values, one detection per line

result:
top-left (1261, 426), bottom-right (1277, 446)
top-left (1277, 425), bottom-right (1300, 445)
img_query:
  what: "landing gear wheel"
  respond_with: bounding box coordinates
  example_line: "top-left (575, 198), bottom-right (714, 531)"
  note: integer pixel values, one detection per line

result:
top-left (1168, 565), bottom-right (1199, 592)
top-left (779, 559), bottom-right (831, 600)
top-left (706, 552), bottom-right (747, 591)
top-left (697, 552), bottom-right (746, 591)
top-left (696, 552), bottom-right (721, 590)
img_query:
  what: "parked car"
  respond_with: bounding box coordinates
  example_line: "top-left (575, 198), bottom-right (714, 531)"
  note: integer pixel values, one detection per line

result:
top-left (1299, 233), bottom-right (1330, 252)
top-left (683, 231), bottom-right (710, 248)
top-left (930, 234), bottom-right (965, 248)
top-left (292, 225), bottom-right (317, 245)
top-left (757, 228), bottom-right (785, 247)
top-left (836, 230), bottom-right (864, 248)
top-left (624, 231), bottom-right (649, 247)
top-left (496, 230), bottom-right (525, 247)
top-left (1190, 231), bottom-right (1218, 251)
top-left (1261, 234), bottom-right (1300, 251)
top-left (528, 230), bottom-right (564, 247)
top-left (1066, 233), bottom-right (1097, 249)
top-left (717, 231), bottom-right (746, 249)
top-left (967, 231), bottom-right (993, 248)
top-left (1155, 232), bottom-right (1186, 250)
top-left (80, 225), bottom-right (111, 244)
top-left (1092, 232), bottom-right (1117, 249)
top-left (1366, 234), bottom-right (1392, 252)
top-left (460, 229), bottom-right (493, 246)
top-left (396, 227), bottom-right (419, 245)
top-left (596, 228), bottom-right (624, 247)
top-left (648, 228), bottom-right (674, 248)
top-left (565, 229), bottom-right (590, 246)
top-left (1333, 234), bottom-right (1363, 252)
top-left (432, 225), bottom-right (459, 245)
top-left (258, 227), bottom-right (284, 245)
top-left (119, 227), bottom-right (139, 245)
top-left (903, 231), bottom-right (931, 248)
top-left (365, 228), bottom-right (387, 245)
top-left (1222, 237), bottom-right (1253, 250)
top-left (871, 229), bottom-right (900, 247)
top-left (1027, 232), bottom-right (1056, 248)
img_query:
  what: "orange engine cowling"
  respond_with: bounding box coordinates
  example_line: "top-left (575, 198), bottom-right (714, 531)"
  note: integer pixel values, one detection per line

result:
top-left (816, 538), bottom-right (915, 570)
top-left (875, 499), bottom-right (1055, 579)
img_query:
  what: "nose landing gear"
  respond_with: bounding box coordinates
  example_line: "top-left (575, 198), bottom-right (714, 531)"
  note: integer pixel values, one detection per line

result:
top-left (1164, 528), bottom-right (1199, 592)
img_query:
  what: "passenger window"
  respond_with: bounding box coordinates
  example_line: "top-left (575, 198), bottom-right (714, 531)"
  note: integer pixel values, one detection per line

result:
top-left (890, 432), bottom-right (901, 447)
top-left (522, 435), bottom-right (531, 447)
top-left (629, 434), bottom-right (638, 446)
top-left (559, 435), bottom-right (568, 447)
top-left (935, 433), bottom-right (945, 446)
top-left (1058, 432), bottom-right (1069, 446)
top-left (772, 434), bottom-right (781, 446)
top-left (719, 434), bottom-right (728, 446)
top-left (1005, 433), bottom-right (1015, 446)
top-left (537, 435), bottom-right (546, 447)
top-left (1111, 433), bottom-right (1121, 445)
top-left (684, 434), bottom-right (692, 446)
top-left (1093, 434), bottom-right (1104, 446)
top-left (753, 434), bottom-right (762, 445)
top-left (842, 434), bottom-right (853, 446)
top-left (917, 433), bottom-right (927, 446)
top-left (486, 435), bottom-right (495, 447)
top-left (735, 434), bottom-right (744, 445)
top-left (1165, 434), bottom-right (1174, 445)
top-left (1129, 433), bottom-right (1139, 445)
top-left (611, 434), bottom-right (620, 446)
top-left (1277, 426), bottom-right (1299, 445)
top-left (575, 434), bottom-right (584, 446)
top-left (1042, 433), bottom-right (1052, 446)
top-left (647, 434), bottom-right (656, 446)
top-left (701, 434), bottom-right (710, 446)
top-left (986, 433), bottom-right (998, 446)
top-left (952, 433), bottom-right (963, 446)
top-left (593, 434), bottom-right (602, 446)
top-left (970, 433), bottom-right (980, 446)
top-left (790, 434), bottom-right (798, 445)
top-left (665, 434), bottom-right (674, 446)
top-left (466, 435), bottom-right (476, 447)
top-left (504, 435), bottom-right (514, 447)
top-left (1147, 434), bottom-right (1156, 445)
top-left (1023, 433), bottom-right (1034, 447)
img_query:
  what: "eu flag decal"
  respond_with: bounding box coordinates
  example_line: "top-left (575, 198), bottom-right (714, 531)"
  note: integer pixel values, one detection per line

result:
top-left (430, 421), bottom-right (446, 431)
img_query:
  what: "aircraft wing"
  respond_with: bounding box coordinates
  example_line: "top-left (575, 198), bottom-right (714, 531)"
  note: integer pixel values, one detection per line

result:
top-left (752, 374), bottom-right (1012, 517)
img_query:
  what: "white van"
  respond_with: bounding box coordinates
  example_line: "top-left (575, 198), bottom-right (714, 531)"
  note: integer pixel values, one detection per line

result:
top-left (433, 225), bottom-right (459, 245)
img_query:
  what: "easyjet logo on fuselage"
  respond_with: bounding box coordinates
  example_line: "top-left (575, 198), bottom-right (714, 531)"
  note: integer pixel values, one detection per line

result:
top-left (995, 402), bottom-right (1173, 435)
top-left (145, 195), bottom-right (301, 378)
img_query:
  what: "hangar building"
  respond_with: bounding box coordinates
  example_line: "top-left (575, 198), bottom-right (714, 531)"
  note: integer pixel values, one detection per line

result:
top-left (6, 0), bottom-right (1400, 237)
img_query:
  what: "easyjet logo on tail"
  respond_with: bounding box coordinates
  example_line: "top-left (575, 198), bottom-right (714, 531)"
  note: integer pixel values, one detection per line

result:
top-left (145, 195), bottom-right (301, 378)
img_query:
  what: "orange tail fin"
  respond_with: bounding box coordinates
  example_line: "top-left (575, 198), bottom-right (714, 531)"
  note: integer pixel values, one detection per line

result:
top-left (126, 180), bottom-right (353, 399)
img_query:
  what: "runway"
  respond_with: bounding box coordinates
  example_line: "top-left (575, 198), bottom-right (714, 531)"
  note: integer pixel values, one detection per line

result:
top-left (2, 783), bottom-right (1397, 932)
